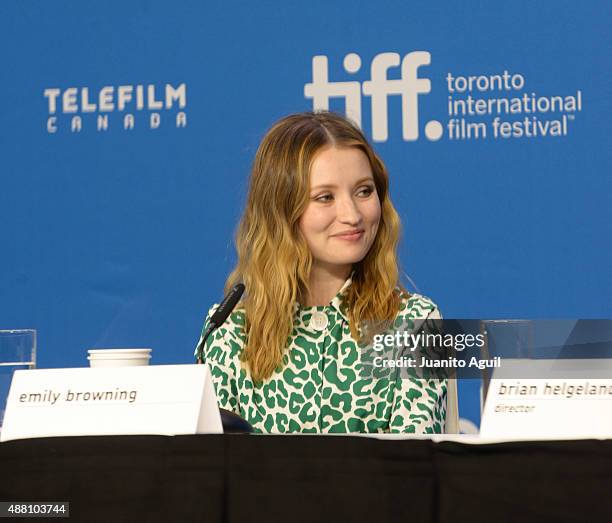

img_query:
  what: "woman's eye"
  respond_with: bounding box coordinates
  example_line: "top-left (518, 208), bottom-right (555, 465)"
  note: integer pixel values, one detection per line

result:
top-left (358, 186), bottom-right (374, 197)
top-left (314, 194), bottom-right (333, 202)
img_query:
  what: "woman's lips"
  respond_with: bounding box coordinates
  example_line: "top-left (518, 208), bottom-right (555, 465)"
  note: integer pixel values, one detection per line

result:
top-left (333, 231), bottom-right (364, 241)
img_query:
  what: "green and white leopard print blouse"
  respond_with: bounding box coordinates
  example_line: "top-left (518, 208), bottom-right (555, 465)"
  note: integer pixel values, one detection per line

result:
top-left (196, 277), bottom-right (447, 434)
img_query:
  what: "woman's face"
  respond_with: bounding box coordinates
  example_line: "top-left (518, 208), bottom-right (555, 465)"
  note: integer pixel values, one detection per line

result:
top-left (298, 146), bottom-right (381, 275)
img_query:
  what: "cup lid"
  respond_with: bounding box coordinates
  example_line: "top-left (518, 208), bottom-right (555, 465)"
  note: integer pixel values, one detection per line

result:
top-left (88, 348), bottom-right (151, 355)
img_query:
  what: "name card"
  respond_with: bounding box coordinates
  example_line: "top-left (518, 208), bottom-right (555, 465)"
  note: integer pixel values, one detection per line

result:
top-left (0, 364), bottom-right (222, 442)
top-left (481, 359), bottom-right (612, 439)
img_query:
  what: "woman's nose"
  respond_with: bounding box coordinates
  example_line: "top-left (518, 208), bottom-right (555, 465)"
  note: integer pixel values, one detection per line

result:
top-left (336, 196), bottom-right (361, 224)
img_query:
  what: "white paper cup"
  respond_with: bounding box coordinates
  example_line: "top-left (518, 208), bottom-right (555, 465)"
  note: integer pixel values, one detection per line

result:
top-left (87, 348), bottom-right (152, 368)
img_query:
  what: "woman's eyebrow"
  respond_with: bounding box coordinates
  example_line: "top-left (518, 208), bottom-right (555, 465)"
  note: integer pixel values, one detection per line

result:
top-left (310, 177), bottom-right (374, 190)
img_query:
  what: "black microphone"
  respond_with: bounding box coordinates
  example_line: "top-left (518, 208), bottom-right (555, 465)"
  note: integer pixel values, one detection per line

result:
top-left (196, 283), bottom-right (245, 364)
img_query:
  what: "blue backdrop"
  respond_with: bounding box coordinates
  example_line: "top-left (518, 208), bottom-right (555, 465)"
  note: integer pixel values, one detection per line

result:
top-left (1, 1), bottom-right (611, 428)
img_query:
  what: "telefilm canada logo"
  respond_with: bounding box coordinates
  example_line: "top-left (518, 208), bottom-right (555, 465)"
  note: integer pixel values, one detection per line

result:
top-left (43, 83), bottom-right (187, 134)
top-left (304, 52), bottom-right (583, 143)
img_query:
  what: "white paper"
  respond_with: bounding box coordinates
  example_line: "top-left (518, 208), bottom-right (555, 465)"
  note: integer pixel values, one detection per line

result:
top-left (481, 359), bottom-right (612, 438)
top-left (0, 364), bottom-right (222, 442)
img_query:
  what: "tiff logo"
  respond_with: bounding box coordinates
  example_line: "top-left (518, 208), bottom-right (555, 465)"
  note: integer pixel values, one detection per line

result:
top-left (304, 52), bottom-right (442, 142)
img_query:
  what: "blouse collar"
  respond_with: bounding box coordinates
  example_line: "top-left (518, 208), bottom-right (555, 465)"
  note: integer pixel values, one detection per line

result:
top-left (293, 272), bottom-right (353, 323)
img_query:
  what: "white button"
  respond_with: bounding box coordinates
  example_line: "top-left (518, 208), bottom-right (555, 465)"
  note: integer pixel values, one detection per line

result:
top-left (310, 311), bottom-right (328, 331)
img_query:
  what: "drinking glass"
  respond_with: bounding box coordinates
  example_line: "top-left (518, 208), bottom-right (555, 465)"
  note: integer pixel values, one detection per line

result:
top-left (0, 329), bottom-right (36, 428)
top-left (479, 320), bottom-right (532, 406)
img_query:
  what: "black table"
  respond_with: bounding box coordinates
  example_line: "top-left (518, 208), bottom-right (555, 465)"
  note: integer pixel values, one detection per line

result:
top-left (1, 435), bottom-right (611, 523)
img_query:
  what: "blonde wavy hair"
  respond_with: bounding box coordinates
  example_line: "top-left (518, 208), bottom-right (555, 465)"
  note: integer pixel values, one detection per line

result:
top-left (225, 111), bottom-right (406, 382)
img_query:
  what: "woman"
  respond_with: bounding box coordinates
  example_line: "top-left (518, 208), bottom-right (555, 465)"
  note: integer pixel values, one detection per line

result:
top-left (196, 111), bottom-right (447, 433)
